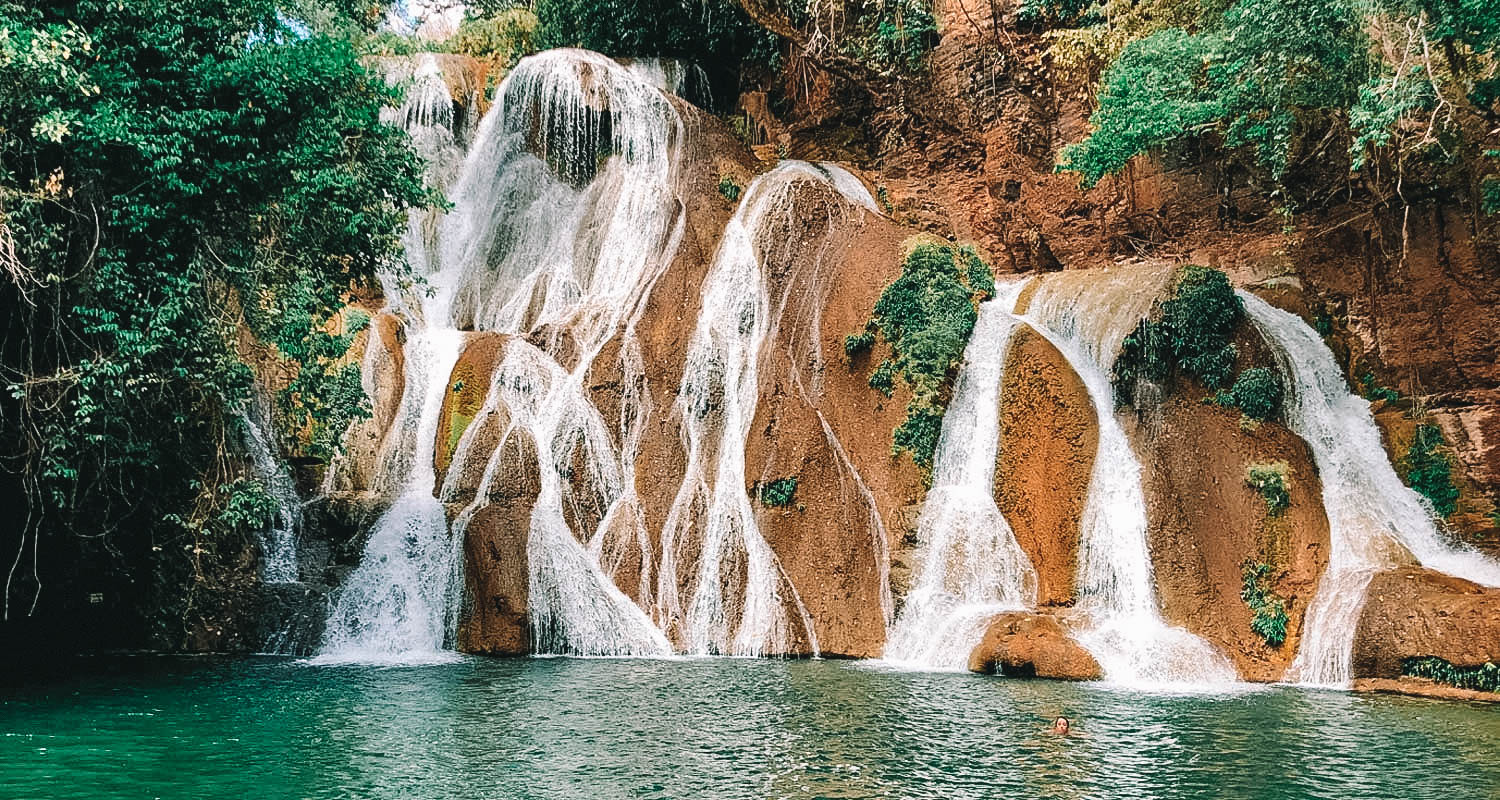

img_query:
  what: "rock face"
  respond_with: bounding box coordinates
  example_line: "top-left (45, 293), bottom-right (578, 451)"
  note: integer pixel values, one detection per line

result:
top-left (279, 45), bottom-right (1495, 682)
top-left (994, 326), bottom-right (1095, 607)
top-left (1352, 567), bottom-right (1500, 678)
top-left (327, 312), bottom-right (406, 494)
top-left (967, 612), bottom-right (1101, 680)
top-left (741, 186), bottom-right (925, 657)
top-left (1138, 394), bottom-right (1331, 681)
top-left (434, 333), bottom-right (539, 655)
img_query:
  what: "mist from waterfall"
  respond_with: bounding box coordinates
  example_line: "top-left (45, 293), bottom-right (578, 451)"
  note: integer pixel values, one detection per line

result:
top-left (1021, 270), bottom-right (1238, 688)
top-left (882, 281), bottom-right (1038, 668)
top-left (1241, 292), bottom-right (1500, 687)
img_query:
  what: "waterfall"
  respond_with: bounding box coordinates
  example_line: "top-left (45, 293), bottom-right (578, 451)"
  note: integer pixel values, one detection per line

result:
top-left (438, 48), bottom-right (683, 337)
top-left (1022, 270), bottom-right (1238, 687)
top-left (1240, 292), bottom-right (1500, 687)
top-left (314, 331), bottom-right (466, 664)
top-left (657, 161), bottom-right (871, 656)
top-left (443, 338), bottom-right (673, 656)
top-left (238, 395), bottom-right (302, 585)
top-left (326, 48), bottom-right (694, 659)
top-left (438, 50), bottom-right (689, 656)
top-left (624, 57), bottom-right (711, 107)
top-left (882, 282), bottom-right (1039, 668)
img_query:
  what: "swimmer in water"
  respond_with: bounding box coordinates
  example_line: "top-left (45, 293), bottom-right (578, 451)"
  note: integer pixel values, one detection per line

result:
top-left (1050, 716), bottom-right (1071, 735)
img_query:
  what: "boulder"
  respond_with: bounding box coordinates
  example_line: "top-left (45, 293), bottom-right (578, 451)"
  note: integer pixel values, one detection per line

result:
top-left (1352, 566), bottom-right (1500, 678)
top-left (967, 612), bottom-right (1101, 680)
top-left (453, 426), bottom-right (542, 656)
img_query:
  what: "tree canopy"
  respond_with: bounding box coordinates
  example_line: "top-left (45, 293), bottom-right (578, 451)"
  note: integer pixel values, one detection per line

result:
top-left (0, 0), bottom-right (429, 643)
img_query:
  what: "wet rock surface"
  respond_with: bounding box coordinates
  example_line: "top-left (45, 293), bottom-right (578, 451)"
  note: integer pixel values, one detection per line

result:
top-left (967, 612), bottom-right (1102, 680)
top-left (1352, 567), bottom-right (1500, 678)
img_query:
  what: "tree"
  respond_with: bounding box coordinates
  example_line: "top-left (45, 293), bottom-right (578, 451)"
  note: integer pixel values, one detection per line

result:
top-left (0, 0), bottom-right (429, 647)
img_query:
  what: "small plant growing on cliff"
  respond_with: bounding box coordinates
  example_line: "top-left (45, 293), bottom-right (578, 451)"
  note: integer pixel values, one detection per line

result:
top-left (1359, 373), bottom-right (1401, 404)
top-left (1240, 560), bottom-right (1289, 647)
top-left (717, 174), bottom-right (742, 202)
top-left (844, 326), bottom-right (875, 359)
top-left (1402, 657), bottom-right (1500, 693)
top-left (1403, 424), bottom-right (1459, 517)
top-left (1217, 366), bottom-right (1285, 422)
top-left (1246, 462), bottom-right (1291, 516)
top-left (851, 241), bottom-right (994, 480)
top-left (959, 246), bottom-right (996, 301)
top-left (1113, 266), bottom-right (1244, 407)
top-left (754, 476), bottom-right (798, 508)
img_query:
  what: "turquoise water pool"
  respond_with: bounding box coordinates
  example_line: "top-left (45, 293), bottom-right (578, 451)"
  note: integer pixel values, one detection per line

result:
top-left (1, 656), bottom-right (1495, 798)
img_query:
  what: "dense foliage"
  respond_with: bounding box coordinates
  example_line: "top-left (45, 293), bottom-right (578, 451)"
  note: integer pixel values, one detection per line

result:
top-left (534, 0), bottom-right (777, 97)
top-left (1403, 656), bottom-right (1500, 692)
top-left (1246, 461), bottom-right (1291, 516)
top-left (1403, 423), bottom-right (1459, 517)
top-left (1054, 0), bottom-right (1500, 210)
top-left (855, 242), bottom-right (993, 479)
top-left (1112, 266), bottom-right (1243, 403)
top-left (1219, 367), bottom-right (1285, 422)
top-left (1240, 560), bottom-right (1289, 646)
top-left (0, 0), bottom-right (428, 642)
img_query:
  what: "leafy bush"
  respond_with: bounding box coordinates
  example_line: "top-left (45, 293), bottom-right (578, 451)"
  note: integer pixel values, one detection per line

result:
top-left (1241, 561), bottom-right (1289, 646)
top-left (534, 0), bottom-right (778, 101)
top-left (855, 242), bottom-right (993, 479)
top-left (717, 174), bottom-right (742, 202)
top-left (446, 8), bottom-right (538, 67)
top-left (869, 359), bottom-right (897, 396)
top-left (0, 0), bottom-right (429, 636)
top-left (1359, 373), bottom-right (1400, 404)
top-left (1113, 266), bottom-right (1244, 406)
top-left (1060, 0), bottom-right (1370, 187)
top-left (960, 246), bottom-right (996, 301)
top-left (1402, 657), bottom-right (1500, 693)
top-left (1246, 462), bottom-right (1291, 516)
top-left (1404, 424), bottom-right (1459, 517)
top-left (754, 476), bottom-right (798, 508)
top-left (842, 0), bottom-right (939, 74)
top-left (1220, 367), bottom-right (1285, 422)
top-left (844, 328), bottom-right (875, 358)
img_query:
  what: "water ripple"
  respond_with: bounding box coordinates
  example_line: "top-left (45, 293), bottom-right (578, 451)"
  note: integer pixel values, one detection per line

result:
top-left (1, 656), bottom-right (1496, 799)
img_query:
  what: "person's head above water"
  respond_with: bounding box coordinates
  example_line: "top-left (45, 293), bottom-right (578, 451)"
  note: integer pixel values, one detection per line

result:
top-left (1052, 716), bottom-right (1070, 734)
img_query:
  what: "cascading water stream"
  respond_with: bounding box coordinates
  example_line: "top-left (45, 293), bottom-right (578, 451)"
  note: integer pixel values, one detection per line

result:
top-left (315, 331), bottom-right (465, 664)
top-left (433, 49), bottom-right (690, 656)
top-left (882, 282), bottom-right (1039, 668)
top-left (313, 54), bottom-right (479, 663)
top-left (1240, 291), bottom-right (1500, 687)
top-left (238, 394), bottom-right (302, 585)
top-left (657, 163), bottom-right (857, 656)
top-left (1022, 271), bottom-right (1237, 687)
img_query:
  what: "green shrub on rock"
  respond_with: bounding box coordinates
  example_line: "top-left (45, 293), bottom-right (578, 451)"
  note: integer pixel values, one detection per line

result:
top-left (1403, 657), bottom-right (1500, 693)
top-left (1404, 424), bottom-right (1459, 517)
top-left (1240, 560), bottom-right (1289, 647)
top-left (1246, 461), bottom-right (1291, 516)
top-left (852, 241), bottom-right (994, 480)
top-left (1113, 266), bottom-right (1244, 406)
top-left (754, 476), bottom-right (798, 508)
top-left (1220, 366), bottom-right (1285, 422)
